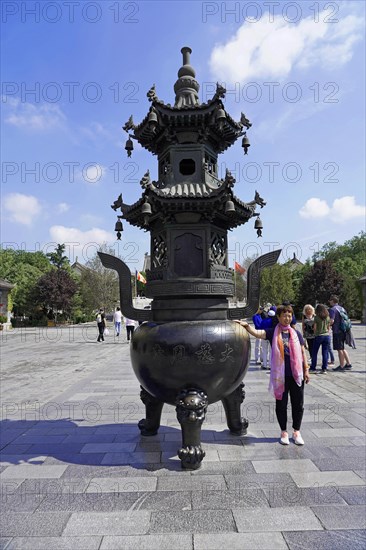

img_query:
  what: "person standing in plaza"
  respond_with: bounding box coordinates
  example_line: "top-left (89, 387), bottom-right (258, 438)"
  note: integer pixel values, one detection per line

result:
top-left (259, 307), bottom-right (276, 370)
top-left (252, 307), bottom-right (264, 365)
top-left (236, 304), bottom-right (310, 445)
top-left (310, 303), bottom-right (331, 374)
top-left (124, 316), bottom-right (137, 342)
top-left (96, 308), bottom-right (106, 342)
top-left (327, 314), bottom-right (335, 367)
top-left (113, 307), bottom-right (123, 336)
top-left (302, 304), bottom-right (315, 363)
top-left (329, 295), bottom-right (352, 371)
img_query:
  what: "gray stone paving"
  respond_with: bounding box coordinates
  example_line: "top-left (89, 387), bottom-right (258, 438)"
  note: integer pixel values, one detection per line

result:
top-left (0, 322), bottom-right (365, 548)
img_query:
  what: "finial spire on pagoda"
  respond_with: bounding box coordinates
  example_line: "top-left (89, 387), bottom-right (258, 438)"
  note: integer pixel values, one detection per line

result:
top-left (174, 46), bottom-right (200, 108)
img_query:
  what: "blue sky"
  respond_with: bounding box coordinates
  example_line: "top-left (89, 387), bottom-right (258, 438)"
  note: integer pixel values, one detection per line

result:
top-left (1, 1), bottom-right (365, 270)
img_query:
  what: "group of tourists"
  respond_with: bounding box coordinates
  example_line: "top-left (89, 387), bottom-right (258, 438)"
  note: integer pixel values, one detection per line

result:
top-left (95, 307), bottom-right (137, 342)
top-left (302, 296), bottom-right (353, 373)
top-left (237, 295), bottom-right (355, 447)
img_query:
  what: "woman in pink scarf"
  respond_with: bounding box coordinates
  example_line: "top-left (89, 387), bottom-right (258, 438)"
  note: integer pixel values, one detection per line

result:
top-left (237, 305), bottom-right (310, 446)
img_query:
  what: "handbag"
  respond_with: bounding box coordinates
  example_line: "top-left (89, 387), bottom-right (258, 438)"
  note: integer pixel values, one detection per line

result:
top-left (104, 328), bottom-right (109, 336)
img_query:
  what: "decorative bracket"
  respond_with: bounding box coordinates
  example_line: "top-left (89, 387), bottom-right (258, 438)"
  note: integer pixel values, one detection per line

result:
top-left (228, 249), bottom-right (281, 319)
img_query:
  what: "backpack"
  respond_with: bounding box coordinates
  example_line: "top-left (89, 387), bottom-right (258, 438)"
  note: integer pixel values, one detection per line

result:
top-left (96, 313), bottom-right (102, 323)
top-left (338, 307), bottom-right (351, 332)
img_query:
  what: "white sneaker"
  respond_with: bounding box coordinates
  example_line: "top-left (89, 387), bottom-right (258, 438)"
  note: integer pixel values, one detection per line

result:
top-left (280, 432), bottom-right (289, 445)
top-left (293, 432), bottom-right (304, 445)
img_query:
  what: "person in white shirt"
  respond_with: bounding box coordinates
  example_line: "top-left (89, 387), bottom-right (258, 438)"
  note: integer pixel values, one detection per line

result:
top-left (113, 307), bottom-right (123, 336)
top-left (124, 316), bottom-right (137, 341)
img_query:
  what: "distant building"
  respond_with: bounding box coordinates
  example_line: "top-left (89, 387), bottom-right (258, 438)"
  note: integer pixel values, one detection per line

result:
top-left (287, 253), bottom-right (304, 271)
top-left (71, 257), bottom-right (90, 276)
top-left (142, 252), bottom-right (151, 272)
top-left (0, 278), bottom-right (15, 324)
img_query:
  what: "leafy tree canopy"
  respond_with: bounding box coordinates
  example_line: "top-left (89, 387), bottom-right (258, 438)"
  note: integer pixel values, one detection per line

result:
top-left (310, 232), bottom-right (366, 317)
top-left (297, 260), bottom-right (344, 309)
top-left (34, 269), bottom-right (78, 319)
top-left (46, 243), bottom-right (70, 270)
top-left (313, 232), bottom-right (365, 263)
top-left (0, 249), bottom-right (51, 313)
top-left (260, 263), bottom-right (295, 306)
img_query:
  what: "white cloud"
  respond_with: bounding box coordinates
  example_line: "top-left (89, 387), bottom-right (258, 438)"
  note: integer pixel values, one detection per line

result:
top-left (299, 198), bottom-right (330, 219)
top-left (3, 193), bottom-right (42, 225)
top-left (57, 202), bottom-right (70, 214)
top-left (3, 98), bottom-right (66, 131)
top-left (47, 225), bottom-right (116, 264)
top-left (49, 225), bottom-right (115, 247)
top-left (209, 12), bottom-right (363, 82)
top-left (330, 196), bottom-right (366, 222)
top-left (299, 196), bottom-right (365, 222)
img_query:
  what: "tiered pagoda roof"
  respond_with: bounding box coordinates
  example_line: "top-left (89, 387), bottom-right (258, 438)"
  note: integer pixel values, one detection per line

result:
top-left (112, 47), bottom-right (263, 233)
top-left (122, 47), bottom-right (251, 156)
top-left (116, 169), bottom-right (265, 231)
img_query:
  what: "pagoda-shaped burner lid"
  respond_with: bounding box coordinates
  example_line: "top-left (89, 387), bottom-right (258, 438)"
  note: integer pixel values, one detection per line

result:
top-left (174, 47), bottom-right (200, 108)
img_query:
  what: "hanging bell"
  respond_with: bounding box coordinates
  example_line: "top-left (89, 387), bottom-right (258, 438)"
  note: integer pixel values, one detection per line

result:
top-left (254, 216), bottom-right (263, 238)
top-left (242, 132), bottom-right (250, 155)
top-left (216, 108), bottom-right (226, 121)
top-left (125, 136), bottom-right (134, 157)
top-left (114, 219), bottom-right (123, 240)
top-left (225, 199), bottom-right (235, 213)
top-left (141, 201), bottom-right (152, 215)
top-left (148, 110), bottom-right (158, 127)
top-left (115, 219), bottom-right (123, 232)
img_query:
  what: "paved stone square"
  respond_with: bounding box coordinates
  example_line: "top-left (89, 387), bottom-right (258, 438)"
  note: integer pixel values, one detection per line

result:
top-left (0, 322), bottom-right (365, 549)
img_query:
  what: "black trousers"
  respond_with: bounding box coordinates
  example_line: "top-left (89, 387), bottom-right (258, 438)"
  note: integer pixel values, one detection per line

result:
top-left (97, 323), bottom-right (104, 341)
top-left (306, 338), bottom-right (314, 357)
top-left (126, 326), bottom-right (135, 340)
top-left (276, 377), bottom-right (304, 432)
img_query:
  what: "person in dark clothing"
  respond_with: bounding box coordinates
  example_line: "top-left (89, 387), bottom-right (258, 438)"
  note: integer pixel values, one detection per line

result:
top-left (96, 308), bottom-right (106, 342)
top-left (236, 305), bottom-right (310, 446)
top-left (302, 304), bottom-right (315, 362)
top-left (311, 303), bottom-right (331, 373)
top-left (329, 295), bottom-right (352, 371)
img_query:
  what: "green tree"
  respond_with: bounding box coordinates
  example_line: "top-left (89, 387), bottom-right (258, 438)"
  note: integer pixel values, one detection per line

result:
top-left (0, 249), bottom-right (51, 314)
top-left (313, 232), bottom-right (366, 264)
top-left (34, 269), bottom-right (78, 321)
top-left (311, 232), bottom-right (366, 317)
top-left (297, 260), bottom-right (344, 309)
top-left (46, 244), bottom-right (70, 270)
top-left (333, 256), bottom-right (364, 317)
top-left (260, 263), bottom-right (295, 306)
top-left (80, 244), bottom-right (120, 313)
top-left (291, 261), bottom-right (311, 303)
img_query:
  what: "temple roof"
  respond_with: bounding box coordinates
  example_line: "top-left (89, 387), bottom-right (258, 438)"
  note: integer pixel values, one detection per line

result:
top-left (122, 49), bottom-right (251, 156)
top-left (117, 171), bottom-right (264, 231)
top-left (0, 278), bottom-right (14, 290)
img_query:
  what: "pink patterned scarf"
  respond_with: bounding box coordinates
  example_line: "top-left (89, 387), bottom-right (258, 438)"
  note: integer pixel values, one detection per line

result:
top-left (269, 324), bottom-right (303, 400)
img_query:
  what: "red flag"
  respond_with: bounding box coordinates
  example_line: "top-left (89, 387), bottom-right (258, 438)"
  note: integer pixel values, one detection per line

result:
top-left (234, 261), bottom-right (246, 275)
top-left (136, 271), bottom-right (147, 284)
